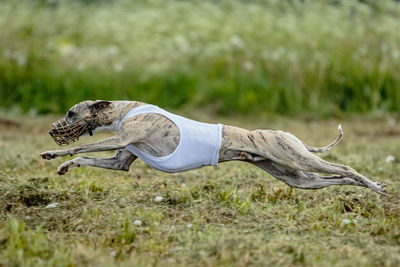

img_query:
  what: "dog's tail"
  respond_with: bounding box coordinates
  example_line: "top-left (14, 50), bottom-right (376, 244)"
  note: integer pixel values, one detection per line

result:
top-left (305, 124), bottom-right (343, 153)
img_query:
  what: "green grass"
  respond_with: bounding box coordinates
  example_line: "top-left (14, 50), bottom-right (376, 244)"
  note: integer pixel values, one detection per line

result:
top-left (1, 0), bottom-right (400, 115)
top-left (1, 113), bottom-right (400, 266)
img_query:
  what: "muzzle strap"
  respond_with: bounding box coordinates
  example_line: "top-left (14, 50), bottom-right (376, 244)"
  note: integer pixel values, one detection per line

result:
top-left (88, 122), bottom-right (93, 136)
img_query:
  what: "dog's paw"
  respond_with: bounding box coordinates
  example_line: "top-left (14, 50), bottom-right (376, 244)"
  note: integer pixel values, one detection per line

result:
top-left (373, 181), bottom-right (388, 195)
top-left (57, 159), bottom-right (81, 175)
top-left (41, 151), bottom-right (58, 160)
top-left (57, 162), bottom-right (72, 175)
top-left (57, 166), bottom-right (67, 175)
top-left (41, 150), bottom-right (68, 160)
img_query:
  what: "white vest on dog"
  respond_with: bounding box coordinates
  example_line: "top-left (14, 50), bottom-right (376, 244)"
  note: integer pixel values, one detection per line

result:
top-left (116, 105), bottom-right (222, 173)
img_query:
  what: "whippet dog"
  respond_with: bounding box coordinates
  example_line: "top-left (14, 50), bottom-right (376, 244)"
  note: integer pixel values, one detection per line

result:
top-left (40, 100), bottom-right (387, 195)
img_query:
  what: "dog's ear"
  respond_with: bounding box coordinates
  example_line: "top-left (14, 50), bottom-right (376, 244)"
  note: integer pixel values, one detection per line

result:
top-left (89, 100), bottom-right (111, 113)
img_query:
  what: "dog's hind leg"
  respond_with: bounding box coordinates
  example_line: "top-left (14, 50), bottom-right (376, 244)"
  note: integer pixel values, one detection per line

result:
top-left (250, 160), bottom-right (364, 190)
top-left (221, 125), bottom-right (387, 194)
top-left (301, 158), bottom-right (388, 194)
top-left (247, 130), bottom-right (387, 194)
top-left (56, 149), bottom-right (137, 175)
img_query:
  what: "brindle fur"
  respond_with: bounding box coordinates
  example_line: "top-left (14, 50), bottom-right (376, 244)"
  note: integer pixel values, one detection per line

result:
top-left (41, 100), bottom-right (387, 195)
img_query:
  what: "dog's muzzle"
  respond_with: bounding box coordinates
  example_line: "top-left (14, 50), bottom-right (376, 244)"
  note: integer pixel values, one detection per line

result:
top-left (48, 115), bottom-right (97, 146)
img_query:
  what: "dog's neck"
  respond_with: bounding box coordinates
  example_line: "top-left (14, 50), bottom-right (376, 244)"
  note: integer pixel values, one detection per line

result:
top-left (93, 101), bottom-right (145, 133)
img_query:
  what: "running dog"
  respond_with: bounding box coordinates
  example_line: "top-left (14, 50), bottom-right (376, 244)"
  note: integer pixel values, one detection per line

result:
top-left (40, 100), bottom-right (387, 195)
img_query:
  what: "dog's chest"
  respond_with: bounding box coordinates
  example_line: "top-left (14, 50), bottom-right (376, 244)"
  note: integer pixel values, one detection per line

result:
top-left (135, 114), bottom-right (180, 157)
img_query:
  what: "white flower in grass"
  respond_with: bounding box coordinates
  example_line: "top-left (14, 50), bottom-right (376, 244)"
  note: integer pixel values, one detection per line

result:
top-left (272, 47), bottom-right (285, 61)
top-left (342, 219), bottom-right (351, 225)
top-left (45, 202), bottom-right (59, 208)
top-left (77, 62), bottom-right (86, 71)
top-left (113, 62), bottom-right (124, 72)
top-left (15, 52), bottom-right (27, 66)
top-left (392, 49), bottom-right (400, 59)
top-left (174, 35), bottom-right (190, 53)
top-left (134, 220), bottom-right (142, 226)
top-left (230, 35), bottom-right (245, 49)
top-left (106, 45), bottom-right (119, 56)
top-left (243, 60), bottom-right (254, 72)
top-left (155, 196), bottom-right (163, 202)
top-left (386, 155), bottom-right (396, 163)
top-left (59, 43), bottom-right (76, 57)
top-left (187, 223), bottom-right (193, 228)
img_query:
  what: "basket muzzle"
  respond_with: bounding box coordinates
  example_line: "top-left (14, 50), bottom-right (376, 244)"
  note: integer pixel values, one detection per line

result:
top-left (48, 115), bottom-right (97, 146)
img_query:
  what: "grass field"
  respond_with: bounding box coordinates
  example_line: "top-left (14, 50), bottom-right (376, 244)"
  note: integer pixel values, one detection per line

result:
top-left (1, 112), bottom-right (399, 266)
top-left (2, 0), bottom-right (400, 265)
top-left (1, 0), bottom-right (400, 115)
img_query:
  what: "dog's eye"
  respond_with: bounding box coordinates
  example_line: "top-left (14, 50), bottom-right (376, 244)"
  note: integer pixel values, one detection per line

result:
top-left (67, 111), bottom-right (76, 118)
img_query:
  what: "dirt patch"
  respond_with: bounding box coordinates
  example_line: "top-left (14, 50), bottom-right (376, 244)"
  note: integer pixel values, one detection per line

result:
top-left (0, 118), bottom-right (21, 129)
top-left (1, 184), bottom-right (70, 212)
top-left (17, 191), bottom-right (53, 207)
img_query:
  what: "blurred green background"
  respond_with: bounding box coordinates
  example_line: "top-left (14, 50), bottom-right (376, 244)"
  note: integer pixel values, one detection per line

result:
top-left (1, 0), bottom-right (400, 116)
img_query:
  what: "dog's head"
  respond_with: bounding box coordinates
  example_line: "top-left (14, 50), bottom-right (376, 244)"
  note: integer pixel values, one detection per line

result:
top-left (49, 100), bottom-right (111, 146)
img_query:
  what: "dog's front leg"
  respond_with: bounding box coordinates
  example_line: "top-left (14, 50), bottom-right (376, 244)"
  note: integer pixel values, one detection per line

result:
top-left (41, 136), bottom-right (128, 160)
top-left (41, 119), bottom-right (146, 160)
top-left (57, 149), bottom-right (137, 175)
